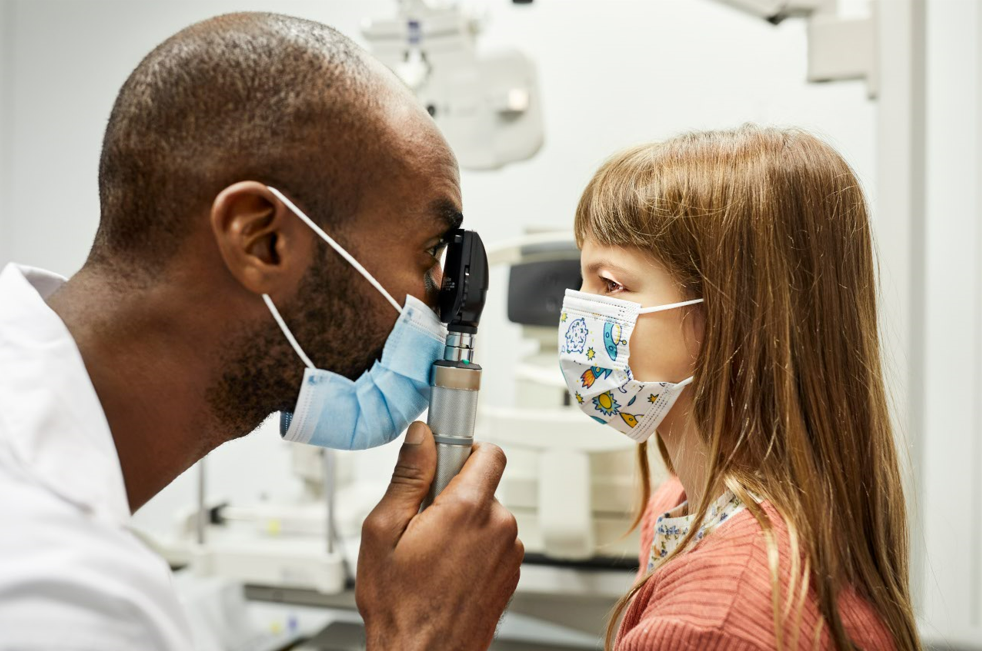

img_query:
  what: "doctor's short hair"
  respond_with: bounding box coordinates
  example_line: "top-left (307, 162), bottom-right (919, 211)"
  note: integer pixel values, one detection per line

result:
top-left (90, 12), bottom-right (386, 271)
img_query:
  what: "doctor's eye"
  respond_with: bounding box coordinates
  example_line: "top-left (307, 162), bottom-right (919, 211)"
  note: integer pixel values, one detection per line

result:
top-left (426, 240), bottom-right (450, 269)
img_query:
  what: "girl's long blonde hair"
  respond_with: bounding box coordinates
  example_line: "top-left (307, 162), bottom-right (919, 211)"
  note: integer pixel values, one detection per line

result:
top-left (576, 126), bottom-right (920, 651)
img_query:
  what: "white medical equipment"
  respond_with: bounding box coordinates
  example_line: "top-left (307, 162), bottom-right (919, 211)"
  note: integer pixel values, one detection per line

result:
top-left (363, 0), bottom-right (877, 165)
top-left (156, 448), bottom-right (350, 595)
top-left (361, 0), bottom-right (544, 169)
top-left (715, 0), bottom-right (877, 97)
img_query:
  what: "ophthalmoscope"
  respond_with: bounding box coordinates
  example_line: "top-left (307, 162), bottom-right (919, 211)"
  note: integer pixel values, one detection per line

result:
top-left (421, 228), bottom-right (489, 509)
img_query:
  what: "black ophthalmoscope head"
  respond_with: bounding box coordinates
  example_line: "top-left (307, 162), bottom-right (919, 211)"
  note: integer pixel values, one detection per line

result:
top-left (437, 229), bottom-right (489, 335)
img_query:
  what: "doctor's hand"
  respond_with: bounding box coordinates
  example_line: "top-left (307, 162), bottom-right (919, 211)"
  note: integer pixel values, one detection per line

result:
top-left (356, 421), bottom-right (524, 651)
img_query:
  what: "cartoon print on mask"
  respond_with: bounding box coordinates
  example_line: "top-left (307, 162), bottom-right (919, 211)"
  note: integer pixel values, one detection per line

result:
top-left (603, 322), bottom-right (627, 360)
top-left (565, 318), bottom-right (589, 354)
top-left (580, 366), bottom-right (613, 389)
top-left (593, 391), bottom-right (621, 417)
top-left (559, 289), bottom-right (701, 445)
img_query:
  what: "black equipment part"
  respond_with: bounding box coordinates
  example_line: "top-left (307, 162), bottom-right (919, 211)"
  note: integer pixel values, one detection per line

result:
top-left (437, 229), bottom-right (489, 334)
top-left (506, 258), bottom-right (582, 327)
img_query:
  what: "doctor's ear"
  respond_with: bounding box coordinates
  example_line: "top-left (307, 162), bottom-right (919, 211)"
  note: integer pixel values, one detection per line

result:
top-left (209, 181), bottom-right (312, 297)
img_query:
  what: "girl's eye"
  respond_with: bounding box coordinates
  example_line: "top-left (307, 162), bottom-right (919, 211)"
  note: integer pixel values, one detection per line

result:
top-left (602, 276), bottom-right (624, 293)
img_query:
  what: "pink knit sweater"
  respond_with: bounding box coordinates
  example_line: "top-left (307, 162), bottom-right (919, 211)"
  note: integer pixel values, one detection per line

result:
top-left (616, 477), bottom-right (896, 650)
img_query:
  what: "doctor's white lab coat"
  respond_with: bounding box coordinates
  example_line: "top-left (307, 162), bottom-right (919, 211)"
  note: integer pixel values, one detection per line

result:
top-left (0, 264), bottom-right (193, 650)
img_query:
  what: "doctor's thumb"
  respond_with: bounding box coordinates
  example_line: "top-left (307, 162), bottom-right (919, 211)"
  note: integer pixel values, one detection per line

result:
top-left (367, 421), bottom-right (437, 541)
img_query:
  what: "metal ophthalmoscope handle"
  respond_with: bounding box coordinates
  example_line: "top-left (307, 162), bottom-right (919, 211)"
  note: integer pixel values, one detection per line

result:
top-left (422, 333), bottom-right (482, 508)
top-left (420, 228), bottom-right (488, 510)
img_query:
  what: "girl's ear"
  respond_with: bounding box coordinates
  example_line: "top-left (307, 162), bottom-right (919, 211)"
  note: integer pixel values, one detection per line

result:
top-left (683, 303), bottom-right (706, 362)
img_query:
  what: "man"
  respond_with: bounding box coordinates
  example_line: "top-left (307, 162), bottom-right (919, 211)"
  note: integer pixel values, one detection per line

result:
top-left (0, 12), bottom-right (522, 651)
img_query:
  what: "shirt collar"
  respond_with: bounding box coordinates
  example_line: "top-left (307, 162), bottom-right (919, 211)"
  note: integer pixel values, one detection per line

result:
top-left (647, 488), bottom-right (745, 572)
top-left (659, 488), bottom-right (742, 526)
top-left (0, 263), bottom-right (131, 523)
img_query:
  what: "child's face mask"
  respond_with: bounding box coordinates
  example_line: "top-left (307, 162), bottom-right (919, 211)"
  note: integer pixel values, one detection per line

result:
top-left (558, 289), bottom-right (703, 443)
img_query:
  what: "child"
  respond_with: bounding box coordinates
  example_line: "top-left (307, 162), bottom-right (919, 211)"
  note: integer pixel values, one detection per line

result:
top-left (558, 126), bottom-right (919, 650)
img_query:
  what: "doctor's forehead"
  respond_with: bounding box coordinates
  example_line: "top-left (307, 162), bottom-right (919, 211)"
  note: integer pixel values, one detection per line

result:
top-left (372, 85), bottom-right (461, 201)
top-left (378, 132), bottom-right (462, 235)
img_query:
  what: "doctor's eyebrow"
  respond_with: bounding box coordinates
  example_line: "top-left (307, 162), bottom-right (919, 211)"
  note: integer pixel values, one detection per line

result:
top-left (429, 198), bottom-right (464, 234)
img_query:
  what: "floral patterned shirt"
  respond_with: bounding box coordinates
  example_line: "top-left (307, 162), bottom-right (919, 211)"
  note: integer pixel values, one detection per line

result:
top-left (646, 488), bottom-right (745, 572)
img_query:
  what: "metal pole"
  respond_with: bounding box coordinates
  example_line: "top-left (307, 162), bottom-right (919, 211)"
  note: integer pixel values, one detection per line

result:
top-left (323, 449), bottom-right (336, 554)
top-left (196, 458), bottom-right (207, 545)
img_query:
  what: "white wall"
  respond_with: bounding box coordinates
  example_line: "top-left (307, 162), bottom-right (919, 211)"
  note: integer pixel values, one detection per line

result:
top-left (0, 0), bottom-right (9, 264)
top-left (919, 0), bottom-right (982, 647)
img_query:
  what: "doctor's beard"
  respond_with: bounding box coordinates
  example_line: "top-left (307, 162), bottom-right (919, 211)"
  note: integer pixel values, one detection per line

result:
top-left (205, 238), bottom-right (391, 442)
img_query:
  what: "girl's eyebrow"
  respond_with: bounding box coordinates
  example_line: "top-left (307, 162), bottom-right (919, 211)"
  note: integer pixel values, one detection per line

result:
top-left (584, 260), bottom-right (636, 279)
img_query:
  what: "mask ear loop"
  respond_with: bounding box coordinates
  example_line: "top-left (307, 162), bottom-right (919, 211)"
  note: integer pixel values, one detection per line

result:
top-left (262, 294), bottom-right (316, 370)
top-left (638, 298), bottom-right (703, 388)
top-left (638, 298), bottom-right (704, 314)
top-left (266, 186), bottom-right (403, 315)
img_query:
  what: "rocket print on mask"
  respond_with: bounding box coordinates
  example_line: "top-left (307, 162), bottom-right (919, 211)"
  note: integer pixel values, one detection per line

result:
top-left (580, 366), bottom-right (613, 389)
top-left (603, 322), bottom-right (627, 360)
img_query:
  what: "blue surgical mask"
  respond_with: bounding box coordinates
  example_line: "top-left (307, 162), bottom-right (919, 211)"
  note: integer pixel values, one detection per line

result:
top-left (262, 187), bottom-right (448, 450)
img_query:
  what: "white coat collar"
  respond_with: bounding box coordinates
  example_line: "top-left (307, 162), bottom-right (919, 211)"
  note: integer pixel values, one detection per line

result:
top-left (0, 263), bottom-right (131, 523)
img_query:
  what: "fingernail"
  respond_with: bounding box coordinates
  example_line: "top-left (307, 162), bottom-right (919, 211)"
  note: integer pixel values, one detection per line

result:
top-left (405, 422), bottom-right (425, 445)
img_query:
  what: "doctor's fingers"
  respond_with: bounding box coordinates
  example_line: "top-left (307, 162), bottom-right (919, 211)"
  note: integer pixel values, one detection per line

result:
top-left (436, 442), bottom-right (508, 512)
top-left (361, 422), bottom-right (437, 546)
